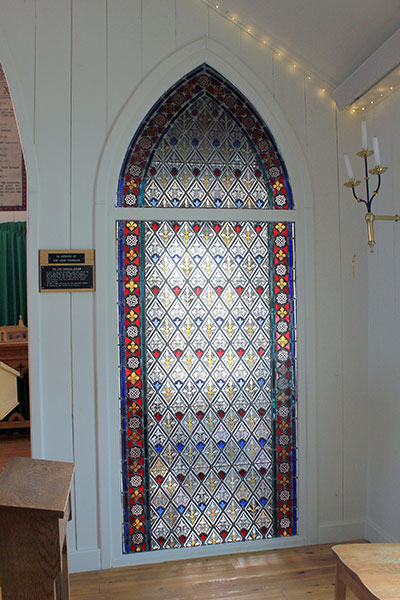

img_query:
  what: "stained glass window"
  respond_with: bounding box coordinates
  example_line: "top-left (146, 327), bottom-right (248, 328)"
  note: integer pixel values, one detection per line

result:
top-left (118, 66), bottom-right (293, 210)
top-left (117, 66), bottom-right (297, 554)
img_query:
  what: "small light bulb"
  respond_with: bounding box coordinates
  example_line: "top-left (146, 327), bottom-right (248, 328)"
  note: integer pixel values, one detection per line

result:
top-left (380, 93), bottom-right (384, 97)
top-left (215, 4), bottom-right (219, 8)
top-left (307, 76), bottom-right (311, 80)
top-left (371, 100), bottom-right (374, 104)
top-left (390, 86), bottom-right (393, 90)
top-left (293, 64), bottom-right (297, 68)
top-left (263, 40), bottom-right (267, 45)
top-left (352, 109), bottom-right (356, 113)
top-left (362, 107), bottom-right (365, 111)
top-left (247, 28), bottom-right (251, 33)
top-left (322, 88), bottom-right (326, 93)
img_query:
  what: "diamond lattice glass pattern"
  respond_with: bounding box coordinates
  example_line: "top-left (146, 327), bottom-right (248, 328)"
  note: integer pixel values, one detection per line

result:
top-left (143, 96), bottom-right (271, 209)
top-left (118, 65), bottom-right (293, 209)
top-left (118, 220), bottom-right (297, 553)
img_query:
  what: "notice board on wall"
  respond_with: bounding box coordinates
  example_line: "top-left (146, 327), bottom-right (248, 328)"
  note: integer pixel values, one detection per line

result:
top-left (0, 64), bottom-right (26, 211)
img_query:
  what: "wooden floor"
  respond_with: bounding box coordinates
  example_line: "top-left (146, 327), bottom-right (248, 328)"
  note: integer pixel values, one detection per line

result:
top-left (0, 432), bottom-right (30, 471)
top-left (70, 543), bottom-right (359, 600)
top-left (0, 436), bottom-right (358, 599)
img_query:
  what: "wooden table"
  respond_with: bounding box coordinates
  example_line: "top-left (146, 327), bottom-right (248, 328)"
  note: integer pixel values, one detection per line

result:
top-left (0, 457), bottom-right (74, 599)
top-left (332, 543), bottom-right (400, 599)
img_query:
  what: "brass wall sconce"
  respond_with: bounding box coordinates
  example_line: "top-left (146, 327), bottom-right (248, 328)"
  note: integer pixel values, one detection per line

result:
top-left (343, 121), bottom-right (399, 251)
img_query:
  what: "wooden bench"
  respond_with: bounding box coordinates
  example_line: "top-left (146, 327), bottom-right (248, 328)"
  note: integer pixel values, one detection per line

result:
top-left (332, 543), bottom-right (400, 599)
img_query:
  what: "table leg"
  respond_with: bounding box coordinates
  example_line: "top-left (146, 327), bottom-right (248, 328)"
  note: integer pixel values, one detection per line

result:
top-left (55, 537), bottom-right (70, 600)
top-left (335, 564), bottom-right (346, 600)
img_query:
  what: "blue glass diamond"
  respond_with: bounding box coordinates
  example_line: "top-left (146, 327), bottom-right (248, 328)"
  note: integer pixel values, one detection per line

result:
top-left (235, 255), bottom-right (243, 264)
top-left (219, 501), bottom-right (227, 509)
top-left (152, 254), bottom-right (160, 263)
top-left (175, 380), bottom-right (183, 389)
top-left (176, 443), bottom-right (184, 452)
top-left (197, 442), bottom-right (204, 451)
top-left (238, 378), bottom-right (245, 387)
top-left (154, 381), bottom-right (161, 390)
top-left (238, 439), bottom-right (245, 448)
top-left (170, 137), bottom-right (178, 145)
top-left (260, 497), bottom-right (267, 506)
top-left (237, 317), bottom-right (244, 326)
top-left (199, 502), bottom-right (206, 510)
top-left (217, 379), bottom-right (225, 388)
top-left (155, 444), bottom-right (163, 453)
top-left (214, 255), bottom-right (223, 264)
top-left (193, 255), bottom-right (202, 264)
top-left (259, 438), bottom-right (266, 446)
top-left (240, 499), bottom-right (247, 507)
top-left (195, 317), bottom-right (203, 326)
top-left (215, 317), bottom-right (224, 326)
top-left (153, 318), bottom-right (161, 326)
top-left (258, 378), bottom-right (265, 387)
top-left (178, 505), bottom-right (185, 513)
top-left (173, 318), bottom-right (182, 327)
top-left (218, 441), bottom-right (226, 449)
top-left (172, 254), bottom-right (180, 264)
top-left (195, 379), bottom-right (204, 389)
top-left (215, 199), bottom-right (222, 207)
top-left (157, 506), bottom-right (165, 514)
top-left (172, 198), bottom-right (180, 207)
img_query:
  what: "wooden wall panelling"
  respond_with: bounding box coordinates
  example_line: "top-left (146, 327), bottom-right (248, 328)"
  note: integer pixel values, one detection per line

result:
top-left (304, 80), bottom-right (344, 533)
top-left (107, 0), bottom-right (142, 130)
top-left (175, 0), bottom-right (208, 49)
top-left (70, 0), bottom-right (107, 557)
top-left (208, 7), bottom-right (241, 58)
top-left (141, 0), bottom-right (176, 77)
top-left (336, 109), bottom-right (368, 528)
top-left (35, 0), bottom-right (75, 549)
top-left (0, 0), bottom-right (36, 139)
top-left (240, 33), bottom-right (274, 100)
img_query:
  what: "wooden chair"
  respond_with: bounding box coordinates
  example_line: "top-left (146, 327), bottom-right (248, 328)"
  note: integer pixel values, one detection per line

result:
top-left (332, 544), bottom-right (400, 599)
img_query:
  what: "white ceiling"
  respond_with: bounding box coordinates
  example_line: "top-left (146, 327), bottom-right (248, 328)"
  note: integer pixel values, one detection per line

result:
top-left (221, 0), bottom-right (400, 87)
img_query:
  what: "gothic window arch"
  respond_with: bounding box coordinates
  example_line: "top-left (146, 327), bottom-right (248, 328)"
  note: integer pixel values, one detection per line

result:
top-left (117, 65), bottom-right (296, 553)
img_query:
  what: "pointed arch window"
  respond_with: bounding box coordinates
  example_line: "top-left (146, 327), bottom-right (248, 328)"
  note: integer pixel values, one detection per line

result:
top-left (117, 65), bottom-right (297, 553)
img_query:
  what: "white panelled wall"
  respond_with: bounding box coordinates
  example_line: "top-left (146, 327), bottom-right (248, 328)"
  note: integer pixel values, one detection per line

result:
top-left (364, 91), bottom-right (400, 544)
top-left (0, 0), bottom-right (369, 572)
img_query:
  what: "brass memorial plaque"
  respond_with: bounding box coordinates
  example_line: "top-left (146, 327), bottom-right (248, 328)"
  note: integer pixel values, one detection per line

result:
top-left (39, 250), bottom-right (95, 292)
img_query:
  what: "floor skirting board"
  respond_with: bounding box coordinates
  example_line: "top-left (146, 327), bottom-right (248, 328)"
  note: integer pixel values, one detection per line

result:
top-left (365, 518), bottom-right (398, 543)
top-left (68, 548), bottom-right (101, 573)
top-left (318, 519), bottom-right (365, 543)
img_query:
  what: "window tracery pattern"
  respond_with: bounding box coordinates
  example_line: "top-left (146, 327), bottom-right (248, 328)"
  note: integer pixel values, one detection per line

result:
top-left (117, 66), bottom-right (296, 554)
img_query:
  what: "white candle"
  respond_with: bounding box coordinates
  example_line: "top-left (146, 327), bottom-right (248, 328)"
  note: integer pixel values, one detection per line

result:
top-left (344, 153), bottom-right (354, 180)
top-left (372, 136), bottom-right (381, 166)
top-left (361, 120), bottom-right (367, 149)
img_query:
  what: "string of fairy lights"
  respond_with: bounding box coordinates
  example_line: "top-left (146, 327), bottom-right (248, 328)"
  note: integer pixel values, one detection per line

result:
top-left (199, 0), bottom-right (400, 114)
